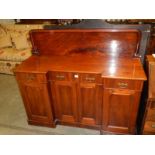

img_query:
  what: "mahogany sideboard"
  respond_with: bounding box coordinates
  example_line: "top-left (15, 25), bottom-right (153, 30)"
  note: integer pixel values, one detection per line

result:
top-left (14, 22), bottom-right (150, 134)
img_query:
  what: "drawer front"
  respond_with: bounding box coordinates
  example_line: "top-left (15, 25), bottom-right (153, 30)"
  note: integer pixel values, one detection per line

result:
top-left (143, 121), bottom-right (155, 133)
top-left (79, 73), bottom-right (102, 83)
top-left (104, 79), bottom-right (143, 90)
top-left (146, 109), bottom-right (155, 121)
top-left (49, 72), bottom-right (70, 81)
top-left (16, 73), bottom-right (47, 83)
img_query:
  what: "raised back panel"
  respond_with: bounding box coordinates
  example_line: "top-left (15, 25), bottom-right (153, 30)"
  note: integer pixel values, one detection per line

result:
top-left (30, 29), bottom-right (141, 59)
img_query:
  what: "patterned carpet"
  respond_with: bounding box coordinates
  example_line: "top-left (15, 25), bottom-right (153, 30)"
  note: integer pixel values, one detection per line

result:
top-left (0, 74), bottom-right (100, 135)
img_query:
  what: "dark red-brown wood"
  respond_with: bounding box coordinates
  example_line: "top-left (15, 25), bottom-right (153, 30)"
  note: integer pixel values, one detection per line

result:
top-left (102, 80), bottom-right (142, 134)
top-left (14, 28), bottom-right (148, 134)
top-left (15, 73), bottom-right (55, 127)
top-left (49, 72), bottom-right (78, 125)
top-left (30, 29), bottom-right (141, 58)
top-left (77, 73), bottom-right (102, 128)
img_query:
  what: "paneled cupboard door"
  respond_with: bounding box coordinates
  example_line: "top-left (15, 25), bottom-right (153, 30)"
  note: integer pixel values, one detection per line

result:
top-left (50, 72), bottom-right (102, 128)
top-left (78, 83), bottom-right (102, 128)
top-left (50, 81), bottom-right (78, 124)
top-left (16, 74), bottom-right (55, 127)
top-left (102, 88), bottom-right (141, 134)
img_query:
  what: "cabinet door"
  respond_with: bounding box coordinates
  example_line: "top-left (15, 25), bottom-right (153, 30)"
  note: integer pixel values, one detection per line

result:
top-left (102, 89), bottom-right (141, 134)
top-left (78, 83), bottom-right (102, 127)
top-left (18, 81), bottom-right (55, 127)
top-left (51, 81), bottom-right (78, 124)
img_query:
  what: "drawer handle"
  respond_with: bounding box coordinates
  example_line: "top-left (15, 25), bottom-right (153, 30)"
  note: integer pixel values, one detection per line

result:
top-left (26, 75), bottom-right (35, 81)
top-left (85, 77), bottom-right (95, 82)
top-left (118, 82), bottom-right (128, 88)
top-left (56, 75), bottom-right (65, 80)
top-left (151, 124), bottom-right (155, 128)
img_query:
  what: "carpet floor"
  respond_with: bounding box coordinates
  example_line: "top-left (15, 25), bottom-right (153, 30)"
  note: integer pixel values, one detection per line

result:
top-left (0, 74), bottom-right (100, 135)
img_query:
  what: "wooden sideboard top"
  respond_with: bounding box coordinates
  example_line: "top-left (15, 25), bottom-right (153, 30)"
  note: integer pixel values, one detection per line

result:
top-left (14, 28), bottom-right (148, 81)
top-left (15, 55), bottom-right (146, 80)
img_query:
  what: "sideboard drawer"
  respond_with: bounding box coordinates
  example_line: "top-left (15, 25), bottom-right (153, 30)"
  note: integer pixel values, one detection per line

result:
top-left (16, 73), bottom-right (47, 83)
top-left (103, 79), bottom-right (143, 90)
top-left (80, 73), bottom-right (102, 83)
top-left (49, 71), bottom-right (70, 81)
